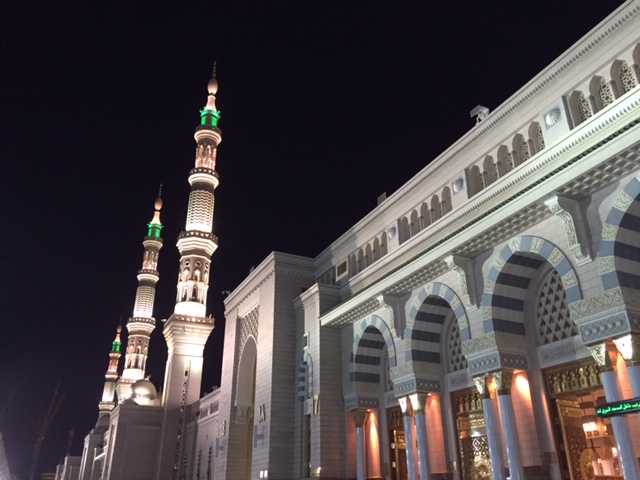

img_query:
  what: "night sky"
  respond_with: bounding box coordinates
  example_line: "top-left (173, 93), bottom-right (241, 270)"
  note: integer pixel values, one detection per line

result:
top-left (1, 1), bottom-right (626, 476)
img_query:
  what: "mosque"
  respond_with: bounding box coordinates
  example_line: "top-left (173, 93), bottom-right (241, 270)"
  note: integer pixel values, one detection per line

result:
top-left (54, 1), bottom-right (640, 479)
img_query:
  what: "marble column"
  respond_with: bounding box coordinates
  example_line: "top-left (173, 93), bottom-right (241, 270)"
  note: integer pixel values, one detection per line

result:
top-left (493, 370), bottom-right (524, 480)
top-left (589, 342), bottom-right (640, 480)
top-left (398, 396), bottom-right (417, 480)
top-left (352, 408), bottom-right (368, 480)
top-left (409, 393), bottom-right (432, 480)
top-left (474, 375), bottom-right (505, 480)
top-left (613, 333), bottom-right (640, 397)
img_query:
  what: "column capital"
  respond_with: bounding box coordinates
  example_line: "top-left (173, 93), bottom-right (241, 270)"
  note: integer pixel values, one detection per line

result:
top-left (613, 333), bottom-right (640, 366)
top-left (473, 374), bottom-right (491, 398)
top-left (492, 369), bottom-right (514, 396)
top-left (408, 393), bottom-right (428, 414)
top-left (351, 408), bottom-right (369, 428)
top-left (588, 342), bottom-right (615, 373)
top-left (397, 396), bottom-right (412, 416)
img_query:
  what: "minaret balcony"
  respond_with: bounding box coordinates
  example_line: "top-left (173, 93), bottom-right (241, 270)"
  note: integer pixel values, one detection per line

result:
top-left (176, 231), bottom-right (218, 256)
top-left (188, 168), bottom-right (219, 188)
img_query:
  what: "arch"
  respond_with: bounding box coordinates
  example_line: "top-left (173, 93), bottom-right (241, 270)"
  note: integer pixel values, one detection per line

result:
top-left (513, 133), bottom-right (530, 165)
top-left (406, 281), bottom-right (470, 362)
top-left (441, 187), bottom-right (452, 215)
top-left (590, 76), bottom-right (614, 110)
top-left (348, 254), bottom-right (357, 276)
top-left (357, 249), bottom-right (365, 273)
top-left (410, 209), bottom-right (420, 237)
top-left (365, 244), bottom-right (373, 267)
top-left (420, 202), bottom-right (431, 228)
top-left (399, 216), bottom-right (410, 243)
top-left (351, 316), bottom-right (396, 390)
top-left (612, 60), bottom-right (638, 95)
top-left (497, 145), bottom-right (513, 174)
top-left (599, 175), bottom-right (640, 291)
top-left (373, 237), bottom-right (380, 261)
top-left (570, 90), bottom-right (592, 125)
top-left (236, 336), bottom-right (257, 408)
top-left (483, 156), bottom-right (497, 185)
top-left (469, 165), bottom-right (483, 195)
top-left (379, 233), bottom-right (388, 257)
top-left (430, 195), bottom-right (442, 222)
top-left (528, 122), bottom-right (545, 154)
top-left (482, 237), bottom-right (583, 339)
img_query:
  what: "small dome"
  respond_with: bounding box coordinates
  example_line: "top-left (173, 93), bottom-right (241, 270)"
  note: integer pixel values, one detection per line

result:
top-left (131, 379), bottom-right (157, 400)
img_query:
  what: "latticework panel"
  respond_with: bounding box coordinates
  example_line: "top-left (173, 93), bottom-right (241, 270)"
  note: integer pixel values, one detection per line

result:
top-left (578, 93), bottom-right (592, 122)
top-left (598, 77), bottom-right (614, 108)
top-left (536, 123), bottom-right (545, 152)
top-left (448, 320), bottom-right (468, 372)
top-left (536, 269), bottom-right (577, 345)
top-left (620, 62), bottom-right (637, 94)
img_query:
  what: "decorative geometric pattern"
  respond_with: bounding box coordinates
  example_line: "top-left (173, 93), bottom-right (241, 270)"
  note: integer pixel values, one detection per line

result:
top-left (536, 269), bottom-right (577, 345)
top-left (448, 319), bottom-right (468, 372)
top-left (619, 62), bottom-right (637, 94)
top-left (578, 93), bottom-right (592, 123)
top-left (239, 308), bottom-right (259, 351)
top-left (535, 123), bottom-right (545, 152)
top-left (133, 285), bottom-right (155, 317)
top-left (598, 77), bottom-right (614, 108)
top-left (519, 136), bottom-right (530, 164)
top-left (504, 150), bottom-right (514, 172)
top-left (186, 190), bottom-right (215, 232)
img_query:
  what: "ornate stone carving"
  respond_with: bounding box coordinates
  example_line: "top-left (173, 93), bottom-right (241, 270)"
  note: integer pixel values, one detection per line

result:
top-left (351, 408), bottom-right (368, 427)
top-left (491, 370), bottom-right (514, 395)
top-left (613, 333), bottom-right (640, 365)
top-left (544, 196), bottom-right (592, 265)
top-left (601, 223), bottom-right (619, 241)
top-left (579, 312), bottom-right (630, 344)
top-left (613, 191), bottom-right (634, 211)
top-left (377, 294), bottom-right (405, 338)
top-left (485, 279), bottom-right (495, 294)
top-left (473, 375), bottom-right (489, 397)
top-left (569, 288), bottom-right (625, 320)
top-left (588, 343), bottom-right (614, 372)
top-left (598, 256), bottom-right (616, 275)
top-left (409, 393), bottom-right (428, 413)
top-left (561, 270), bottom-right (578, 289)
top-left (509, 236), bottom-right (522, 253)
top-left (531, 237), bottom-right (544, 254)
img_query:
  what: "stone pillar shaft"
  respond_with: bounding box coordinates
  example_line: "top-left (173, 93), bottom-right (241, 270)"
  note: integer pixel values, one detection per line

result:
top-left (352, 409), bottom-right (368, 480)
top-left (475, 375), bottom-right (505, 480)
top-left (398, 397), bottom-right (417, 480)
top-left (410, 393), bottom-right (431, 480)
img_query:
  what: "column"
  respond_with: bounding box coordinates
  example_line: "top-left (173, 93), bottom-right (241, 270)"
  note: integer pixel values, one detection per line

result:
top-left (473, 375), bottom-right (505, 480)
top-left (398, 396), bottom-right (417, 480)
top-left (589, 343), bottom-right (640, 480)
top-left (352, 409), bottom-right (368, 480)
top-left (409, 393), bottom-right (431, 480)
top-left (613, 333), bottom-right (640, 397)
top-left (493, 370), bottom-right (524, 480)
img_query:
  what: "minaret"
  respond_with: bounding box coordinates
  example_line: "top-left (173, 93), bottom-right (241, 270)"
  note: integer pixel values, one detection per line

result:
top-left (117, 190), bottom-right (164, 401)
top-left (156, 68), bottom-right (219, 480)
top-left (98, 324), bottom-right (122, 416)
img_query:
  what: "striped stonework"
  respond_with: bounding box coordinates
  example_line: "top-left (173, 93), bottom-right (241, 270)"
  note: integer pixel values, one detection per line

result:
top-left (350, 315), bottom-right (396, 386)
top-left (600, 176), bottom-right (640, 291)
top-left (483, 236), bottom-right (582, 337)
top-left (406, 282), bottom-right (468, 366)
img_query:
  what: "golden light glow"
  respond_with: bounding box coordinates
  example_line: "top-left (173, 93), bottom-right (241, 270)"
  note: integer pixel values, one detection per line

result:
top-left (515, 373), bottom-right (531, 401)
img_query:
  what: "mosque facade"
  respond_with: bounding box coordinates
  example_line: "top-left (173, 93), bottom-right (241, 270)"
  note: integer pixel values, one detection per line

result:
top-left (56, 1), bottom-right (640, 479)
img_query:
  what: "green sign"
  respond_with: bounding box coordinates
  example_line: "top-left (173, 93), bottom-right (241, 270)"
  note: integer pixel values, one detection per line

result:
top-left (596, 397), bottom-right (640, 418)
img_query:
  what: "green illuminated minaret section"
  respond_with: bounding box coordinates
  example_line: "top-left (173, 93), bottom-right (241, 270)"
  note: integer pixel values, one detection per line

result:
top-left (98, 324), bottom-right (123, 416)
top-left (156, 68), bottom-right (220, 480)
top-left (118, 189), bottom-right (164, 401)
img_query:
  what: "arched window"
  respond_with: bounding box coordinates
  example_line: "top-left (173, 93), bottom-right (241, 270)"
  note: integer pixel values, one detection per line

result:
top-left (373, 238), bottom-right (380, 261)
top-left (441, 187), bottom-right (452, 215)
top-left (483, 156), bottom-right (497, 184)
top-left (498, 145), bottom-right (513, 174)
top-left (618, 61), bottom-right (637, 94)
top-left (357, 249), bottom-right (365, 272)
top-left (531, 123), bottom-right (545, 153)
top-left (365, 244), bottom-right (372, 267)
top-left (514, 134), bottom-right (530, 164)
top-left (399, 216), bottom-right (410, 243)
top-left (410, 209), bottom-right (419, 236)
top-left (597, 77), bottom-right (614, 109)
top-left (430, 195), bottom-right (442, 222)
top-left (379, 233), bottom-right (387, 257)
top-left (420, 202), bottom-right (430, 228)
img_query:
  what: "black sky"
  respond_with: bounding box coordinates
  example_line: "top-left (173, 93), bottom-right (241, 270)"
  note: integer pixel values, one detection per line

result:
top-left (0, 1), bottom-right (626, 476)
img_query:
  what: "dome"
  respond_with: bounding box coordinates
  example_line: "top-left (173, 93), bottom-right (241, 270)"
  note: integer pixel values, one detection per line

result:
top-left (131, 378), bottom-right (157, 400)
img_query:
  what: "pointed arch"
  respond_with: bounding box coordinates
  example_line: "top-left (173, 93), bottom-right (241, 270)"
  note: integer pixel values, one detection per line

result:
top-left (482, 237), bottom-right (582, 339)
top-left (351, 316), bottom-right (396, 391)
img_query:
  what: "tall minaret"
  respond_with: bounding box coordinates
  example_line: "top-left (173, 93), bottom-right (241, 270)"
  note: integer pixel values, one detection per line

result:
top-left (117, 190), bottom-right (164, 401)
top-left (156, 69), bottom-right (219, 480)
top-left (98, 324), bottom-right (122, 416)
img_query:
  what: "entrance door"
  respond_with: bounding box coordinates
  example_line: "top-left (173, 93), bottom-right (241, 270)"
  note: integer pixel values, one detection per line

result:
top-left (556, 399), bottom-right (590, 480)
top-left (390, 428), bottom-right (408, 480)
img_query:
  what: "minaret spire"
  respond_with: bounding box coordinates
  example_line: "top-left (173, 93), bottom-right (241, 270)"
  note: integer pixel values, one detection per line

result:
top-left (117, 190), bottom-right (164, 401)
top-left (98, 323), bottom-right (122, 416)
top-left (156, 68), bottom-right (220, 480)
